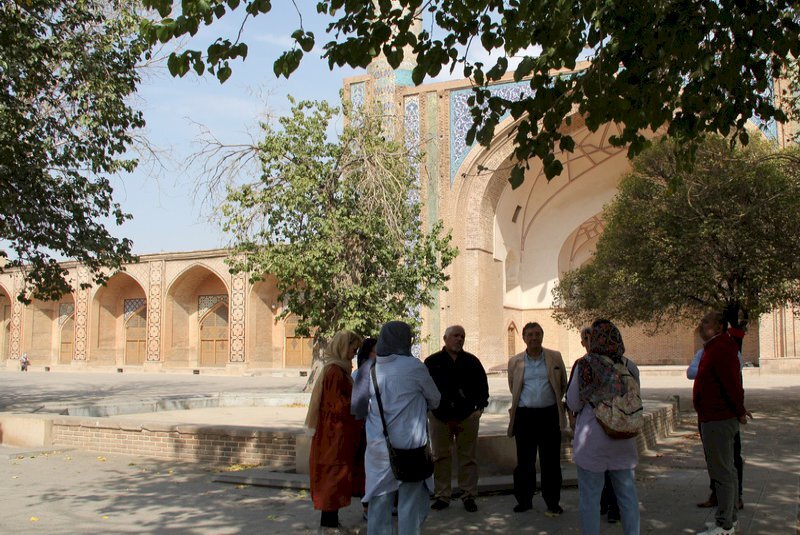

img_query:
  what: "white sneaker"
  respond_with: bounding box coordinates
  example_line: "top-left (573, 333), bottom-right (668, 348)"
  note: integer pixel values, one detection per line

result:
top-left (698, 525), bottom-right (734, 535)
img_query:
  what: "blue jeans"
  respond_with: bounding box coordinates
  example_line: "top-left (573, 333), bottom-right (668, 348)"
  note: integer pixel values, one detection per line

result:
top-left (367, 481), bottom-right (429, 535)
top-left (577, 465), bottom-right (640, 535)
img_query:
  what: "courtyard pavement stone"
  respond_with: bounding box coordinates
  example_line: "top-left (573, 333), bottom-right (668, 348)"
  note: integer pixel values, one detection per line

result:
top-left (0, 369), bottom-right (797, 534)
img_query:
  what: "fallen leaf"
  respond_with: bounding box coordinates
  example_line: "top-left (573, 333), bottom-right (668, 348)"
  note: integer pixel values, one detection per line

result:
top-left (30, 517), bottom-right (39, 522)
top-left (97, 456), bottom-right (107, 462)
top-left (101, 516), bottom-right (109, 520)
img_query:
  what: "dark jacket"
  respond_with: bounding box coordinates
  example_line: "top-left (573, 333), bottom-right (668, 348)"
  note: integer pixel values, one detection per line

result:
top-left (693, 333), bottom-right (746, 423)
top-left (424, 348), bottom-right (489, 422)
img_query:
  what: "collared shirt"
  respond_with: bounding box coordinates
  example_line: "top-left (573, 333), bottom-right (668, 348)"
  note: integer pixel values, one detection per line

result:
top-left (518, 352), bottom-right (556, 408)
top-left (687, 348), bottom-right (744, 380)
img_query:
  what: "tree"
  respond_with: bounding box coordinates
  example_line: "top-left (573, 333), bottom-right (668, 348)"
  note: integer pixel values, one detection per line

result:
top-left (551, 135), bottom-right (800, 333)
top-left (221, 98), bottom-right (457, 359)
top-left (1, 0), bottom-right (148, 302)
top-left (142, 0), bottom-right (799, 186)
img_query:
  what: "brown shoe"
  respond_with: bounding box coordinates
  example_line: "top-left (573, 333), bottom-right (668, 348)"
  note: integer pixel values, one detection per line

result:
top-left (696, 493), bottom-right (718, 508)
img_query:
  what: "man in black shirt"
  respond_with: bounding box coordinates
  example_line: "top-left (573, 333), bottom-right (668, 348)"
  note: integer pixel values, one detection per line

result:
top-left (424, 325), bottom-right (490, 513)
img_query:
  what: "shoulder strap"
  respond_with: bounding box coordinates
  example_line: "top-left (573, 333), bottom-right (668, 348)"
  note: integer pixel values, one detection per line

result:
top-left (370, 362), bottom-right (393, 448)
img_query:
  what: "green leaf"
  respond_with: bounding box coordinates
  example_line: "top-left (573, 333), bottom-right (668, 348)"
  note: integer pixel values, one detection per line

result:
top-left (509, 166), bottom-right (525, 189)
top-left (217, 65), bottom-right (232, 82)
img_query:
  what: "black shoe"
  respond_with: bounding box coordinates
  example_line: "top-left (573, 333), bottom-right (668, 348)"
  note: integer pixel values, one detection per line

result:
top-left (464, 498), bottom-right (478, 512)
top-left (544, 505), bottom-right (564, 518)
top-left (513, 503), bottom-right (532, 513)
top-left (607, 508), bottom-right (620, 523)
top-left (431, 499), bottom-right (449, 511)
top-left (697, 493), bottom-right (717, 508)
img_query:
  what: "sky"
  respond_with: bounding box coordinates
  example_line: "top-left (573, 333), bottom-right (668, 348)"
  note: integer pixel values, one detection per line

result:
top-left (112, 3), bottom-right (361, 256)
top-left (110, 4), bottom-right (543, 257)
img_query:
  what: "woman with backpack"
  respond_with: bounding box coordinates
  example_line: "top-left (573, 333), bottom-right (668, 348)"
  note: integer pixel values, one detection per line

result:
top-left (566, 319), bottom-right (642, 535)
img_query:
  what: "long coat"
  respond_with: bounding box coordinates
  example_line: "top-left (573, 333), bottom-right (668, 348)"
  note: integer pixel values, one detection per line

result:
top-left (506, 348), bottom-right (568, 437)
top-left (309, 365), bottom-right (364, 510)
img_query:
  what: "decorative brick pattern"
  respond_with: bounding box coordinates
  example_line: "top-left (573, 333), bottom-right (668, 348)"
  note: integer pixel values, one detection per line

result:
top-left (51, 418), bottom-right (296, 467)
top-left (9, 272), bottom-right (24, 359)
top-left (73, 267), bottom-right (90, 360)
top-left (147, 261), bottom-right (164, 361)
top-left (229, 271), bottom-right (246, 362)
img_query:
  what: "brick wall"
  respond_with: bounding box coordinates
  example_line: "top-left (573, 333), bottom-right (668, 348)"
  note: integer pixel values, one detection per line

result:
top-left (51, 417), bottom-right (296, 467)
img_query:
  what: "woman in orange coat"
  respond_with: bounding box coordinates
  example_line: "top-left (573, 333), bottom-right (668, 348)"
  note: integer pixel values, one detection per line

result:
top-left (305, 330), bottom-right (363, 532)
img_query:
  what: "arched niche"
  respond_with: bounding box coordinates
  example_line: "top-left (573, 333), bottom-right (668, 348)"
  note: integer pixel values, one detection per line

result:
top-left (557, 215), bottom-right (605, 275)
top-left (493, 125), bottom-right (629, 310)
top-left (507, 321), bottom-right (519, 357)
top-left (0, 283), bottom-right (11, 361)
top-left (448, 114), bottom-right (637, 362)
top-left (22, 295), bottom-right (74, 366)
top-left (164, 264), bottom-right (229, 368)
top-left (247, 276), bottom-right (282, 367)
top-left (91, 272), bottom-right (147, 366)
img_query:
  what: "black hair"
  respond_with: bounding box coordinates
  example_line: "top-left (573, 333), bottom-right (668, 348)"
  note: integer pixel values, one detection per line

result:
top-left (356, 337), bottom-right (378, 368)
top-left (522, 322), bottom-right (543, 336)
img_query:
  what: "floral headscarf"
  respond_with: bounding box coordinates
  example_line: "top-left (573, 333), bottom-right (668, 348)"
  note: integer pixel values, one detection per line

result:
top-left (588, 320), bottom-right (625, 362)
top-left (579, 320), bottom-right (628, 406)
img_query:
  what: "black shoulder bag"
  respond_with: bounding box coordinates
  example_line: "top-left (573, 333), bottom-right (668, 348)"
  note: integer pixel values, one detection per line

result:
top-left (370, 362), bottom-right (433, 482)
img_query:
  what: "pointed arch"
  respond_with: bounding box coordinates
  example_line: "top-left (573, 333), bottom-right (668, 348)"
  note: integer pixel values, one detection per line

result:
top-left (91, 271), bottom-right (146, 366)
top-left (507, 321), bottom-right (519, 357)
top-left (164, 264), bottom-right (229, 368)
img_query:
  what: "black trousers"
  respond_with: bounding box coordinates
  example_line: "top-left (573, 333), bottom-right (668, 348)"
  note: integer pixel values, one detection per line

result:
top-left (601, 471), bottom-right (619, 513)
top-left (512, 405), bottom-right (562, 509)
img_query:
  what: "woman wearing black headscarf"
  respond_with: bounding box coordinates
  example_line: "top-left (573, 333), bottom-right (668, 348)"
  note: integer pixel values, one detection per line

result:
top-left (362, 321), bottom-right (441, 535)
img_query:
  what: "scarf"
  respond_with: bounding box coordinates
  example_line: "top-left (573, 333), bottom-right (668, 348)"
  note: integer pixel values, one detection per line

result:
top-left (375, 321), bottom-right (413, 357)
top-left (304, 330), bottom-right (359, 429)
top-left (578, 320), bottom-right (628, 406)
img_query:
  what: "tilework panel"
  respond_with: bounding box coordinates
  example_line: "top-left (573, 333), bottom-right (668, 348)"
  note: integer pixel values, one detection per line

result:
top-left (404, 95), bottom-right (421, 206)
top-left (449, 80), bottom-right (535, 185)
top-left (751, 78), bottom-right (778, 141)
top-left (350, 82), bottom-right (365, 110)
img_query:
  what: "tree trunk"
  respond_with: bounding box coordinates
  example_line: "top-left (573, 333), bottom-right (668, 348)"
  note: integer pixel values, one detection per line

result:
top-left (302, 337), bottom-right (327, 392)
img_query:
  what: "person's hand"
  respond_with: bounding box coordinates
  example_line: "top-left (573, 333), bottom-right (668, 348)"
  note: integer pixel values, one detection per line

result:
top-left (739, 409), bottom-right (753, 424)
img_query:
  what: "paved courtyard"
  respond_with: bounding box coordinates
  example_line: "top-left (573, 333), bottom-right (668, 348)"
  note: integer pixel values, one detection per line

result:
top-left (0, 370), bottom-right (798, 534)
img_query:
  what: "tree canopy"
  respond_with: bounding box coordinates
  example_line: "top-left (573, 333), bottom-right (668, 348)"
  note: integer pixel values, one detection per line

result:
top-left (142, 0), bottom-right (799, 185)
top-left (1, 0), bottom-right (148, 301)
top-left (222, 98), bottom-right (457, 347)
top-left (551, 135), bottom-right (800, 332)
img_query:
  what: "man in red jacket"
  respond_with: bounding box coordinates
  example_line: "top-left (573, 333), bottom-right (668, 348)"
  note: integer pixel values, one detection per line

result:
top-left (693, 311), bottom-right (750, 535)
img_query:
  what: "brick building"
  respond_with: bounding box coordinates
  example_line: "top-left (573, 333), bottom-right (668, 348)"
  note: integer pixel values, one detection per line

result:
top-left (2, 60), bottom-right (798, 374)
